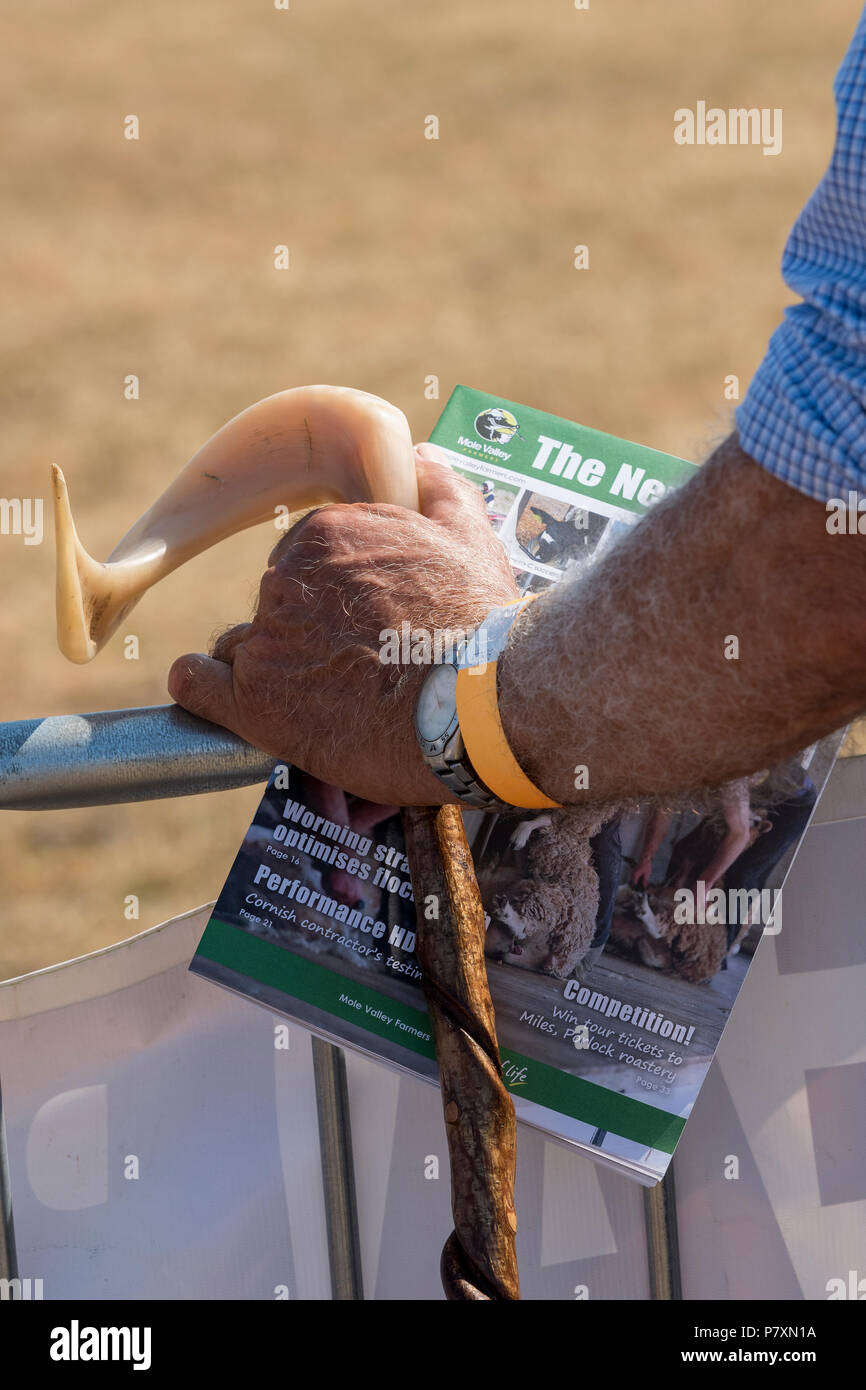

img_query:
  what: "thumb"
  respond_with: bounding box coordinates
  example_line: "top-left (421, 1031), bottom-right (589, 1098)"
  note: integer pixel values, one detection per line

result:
top-left (168, 653), bottom-right (243, 735)
top-left (414, 443), bottom-right (491, 530)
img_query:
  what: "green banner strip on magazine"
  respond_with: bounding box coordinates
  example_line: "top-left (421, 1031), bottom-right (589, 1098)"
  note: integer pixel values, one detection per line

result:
top-left (429, 385), bottom-right (696, 515)
top-left (198, 917), bottom-right (685, 1153)
top-left (498, 1048), bottom-right (684, 1153)
top-left (200, 916), bottom-right (437, 1057)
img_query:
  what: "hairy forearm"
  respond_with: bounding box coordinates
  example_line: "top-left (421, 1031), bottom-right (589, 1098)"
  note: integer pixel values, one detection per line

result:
top-left (499, 434), bottom-right (866, 806)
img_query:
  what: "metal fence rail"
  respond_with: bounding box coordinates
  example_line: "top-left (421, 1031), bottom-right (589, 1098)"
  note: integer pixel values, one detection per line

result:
top-left (0, 703), bottom-right (679, 1300)
top-left (0, 1080), bottom-right (17, 1286)
top-left (0, 705), bottom-right (274, 810)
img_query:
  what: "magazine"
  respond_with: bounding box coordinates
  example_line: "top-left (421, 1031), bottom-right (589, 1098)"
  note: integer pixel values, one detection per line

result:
top-left (190, 385), bottom-right (841, 1183)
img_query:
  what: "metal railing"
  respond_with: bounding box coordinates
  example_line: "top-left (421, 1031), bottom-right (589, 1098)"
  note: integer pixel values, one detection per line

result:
top-left (0, 703), bottom-right (679, 1301)
top-left (0, 705), bottom-right (275, 809)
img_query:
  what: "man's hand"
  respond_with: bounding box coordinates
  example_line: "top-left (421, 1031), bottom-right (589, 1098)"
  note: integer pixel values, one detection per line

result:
top-left (167, 446), bottom-right (519, 804)
top-left (632, 857), bottom-right (653, 889)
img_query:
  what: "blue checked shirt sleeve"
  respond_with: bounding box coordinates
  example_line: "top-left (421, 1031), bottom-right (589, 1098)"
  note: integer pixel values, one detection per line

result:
top-left (736, 9), bottom-right (866, 501)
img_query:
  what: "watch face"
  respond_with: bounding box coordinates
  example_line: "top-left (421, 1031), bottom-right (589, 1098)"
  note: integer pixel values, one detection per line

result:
top-left (415, 662), bottom-right (458, 744)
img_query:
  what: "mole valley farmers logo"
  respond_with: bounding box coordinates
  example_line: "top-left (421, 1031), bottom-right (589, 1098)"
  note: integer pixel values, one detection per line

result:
top-left (474, 406), bottom-right (520, 445)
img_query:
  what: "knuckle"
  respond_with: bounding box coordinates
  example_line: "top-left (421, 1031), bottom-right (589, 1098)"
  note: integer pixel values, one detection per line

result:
top-left (458, 474), bottom-right (487, 505)
top-left (256, 567), bottom-right (284, 608)
top-left (210, 623), bottom-right (248, 661)
top-left (270, 505), bottom-right (361, 572)
top-left (353, 502), bottom-right (412, 526)
top-left (453, 478), bottom-right (494, 526)
top-left (290, 504), bottom-right (346, 547)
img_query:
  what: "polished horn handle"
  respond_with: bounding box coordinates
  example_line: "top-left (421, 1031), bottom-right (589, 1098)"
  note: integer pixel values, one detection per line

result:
top-left (52, 387), bottom-right (418, 662)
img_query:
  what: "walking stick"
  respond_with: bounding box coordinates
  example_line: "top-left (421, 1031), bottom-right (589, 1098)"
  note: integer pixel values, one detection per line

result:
top-left (402, 805), bottom-right (520, 1300)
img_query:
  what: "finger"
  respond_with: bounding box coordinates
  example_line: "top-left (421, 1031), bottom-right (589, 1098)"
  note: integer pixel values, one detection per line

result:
top-left (413, 445), bottom-right (491, 529)
top-left (268, 506), bottom-right (328, 566)
top-left (168, 653), bottom-right (244, 736)
top-left (211, 622), bottom-right (252, 664)
top-left (414, 441), bottom-right (453, 470)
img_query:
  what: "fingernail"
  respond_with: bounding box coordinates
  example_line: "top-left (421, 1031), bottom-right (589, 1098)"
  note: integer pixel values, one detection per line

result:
top-left (415, 442), bottom-right (448, 462)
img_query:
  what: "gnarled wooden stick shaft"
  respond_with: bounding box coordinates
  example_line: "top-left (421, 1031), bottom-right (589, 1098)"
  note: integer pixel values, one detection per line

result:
top-left (401, 804), bottom-right (520, 1301)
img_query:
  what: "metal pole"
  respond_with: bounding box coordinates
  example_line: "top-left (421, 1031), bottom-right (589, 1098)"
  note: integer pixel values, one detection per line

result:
top-left (311, 1037), bottom-right (364, 1300)
top-left (0, 703), bottom-right (360, 1301)
top-left (643, 1161), bottom-right (682, 1300)
top-left (0, 705), bottom-right (275, 809)
top-left (0, 1078), bottom-right (18, 1285)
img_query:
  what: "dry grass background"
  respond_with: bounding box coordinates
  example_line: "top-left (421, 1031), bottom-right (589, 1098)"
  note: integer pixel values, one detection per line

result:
top-left (0, 0), bottom-right (860, 977)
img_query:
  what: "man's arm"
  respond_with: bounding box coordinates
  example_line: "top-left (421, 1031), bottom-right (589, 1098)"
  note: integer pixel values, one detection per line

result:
top-left (498, 432), bottom-right (866, 807)
top-left (167, 433), bottom-right (866, 808)
top-left (689, 784), bottom-right (752, 895)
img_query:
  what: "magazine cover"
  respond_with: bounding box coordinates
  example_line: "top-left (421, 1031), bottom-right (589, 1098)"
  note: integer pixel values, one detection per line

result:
top-left (190, 385), bottom-right (841, 1183)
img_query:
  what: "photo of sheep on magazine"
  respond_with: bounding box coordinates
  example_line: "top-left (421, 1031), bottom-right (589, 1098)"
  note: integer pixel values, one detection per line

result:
top-left (190, 387), bottom-right (841, 1183)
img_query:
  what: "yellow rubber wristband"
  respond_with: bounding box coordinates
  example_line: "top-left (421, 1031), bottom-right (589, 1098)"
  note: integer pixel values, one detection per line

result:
top-left (455, 596), bottom-right (562, 810)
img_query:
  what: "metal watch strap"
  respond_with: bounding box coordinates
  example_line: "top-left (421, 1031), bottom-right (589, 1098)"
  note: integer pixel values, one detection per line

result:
top-left (425, 726), bottom-right (509, 811)
top-left (416, 600), bottom-right (531, 811)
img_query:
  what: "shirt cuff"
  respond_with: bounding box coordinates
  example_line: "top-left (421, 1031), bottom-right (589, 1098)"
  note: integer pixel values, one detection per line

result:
top-left (736, 302), bottom-right (866, 504)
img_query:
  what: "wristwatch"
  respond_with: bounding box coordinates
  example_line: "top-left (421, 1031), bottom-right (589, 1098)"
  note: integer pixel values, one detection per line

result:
top-left (414, 601), bottom-right (530, 810)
